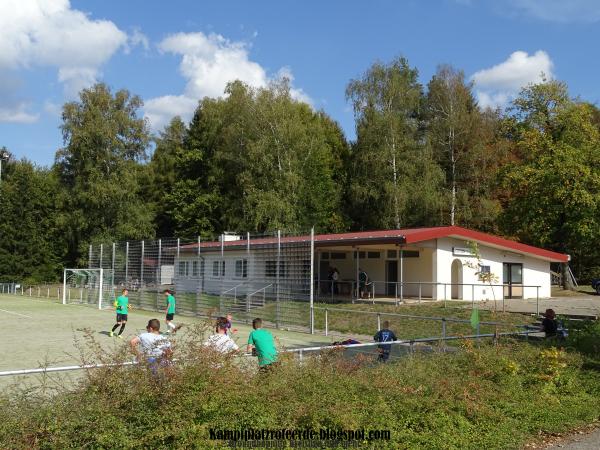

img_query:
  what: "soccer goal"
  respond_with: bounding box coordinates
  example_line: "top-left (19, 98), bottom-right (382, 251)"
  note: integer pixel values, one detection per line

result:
top-left (63, 268), bottom-right (114, 309)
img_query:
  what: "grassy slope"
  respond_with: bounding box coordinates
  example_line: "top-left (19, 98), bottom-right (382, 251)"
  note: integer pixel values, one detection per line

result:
top-left (0, 339), bottom-right (599, 449)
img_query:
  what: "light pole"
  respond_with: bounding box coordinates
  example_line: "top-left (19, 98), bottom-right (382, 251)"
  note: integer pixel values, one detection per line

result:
top-left (0, 148), bottom-right (9, 184)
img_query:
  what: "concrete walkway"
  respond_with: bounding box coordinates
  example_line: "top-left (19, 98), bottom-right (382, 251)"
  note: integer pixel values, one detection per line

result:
top-left (473, 295), bottom-right (600, 318)
top-left (543, 427), bottom-right (600, 449)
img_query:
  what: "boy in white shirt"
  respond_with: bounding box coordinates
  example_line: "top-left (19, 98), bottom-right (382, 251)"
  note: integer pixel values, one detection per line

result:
top-left (130, 319), bottom-right (172, 371)
top-left (204, 317), bottom-right (239, 353)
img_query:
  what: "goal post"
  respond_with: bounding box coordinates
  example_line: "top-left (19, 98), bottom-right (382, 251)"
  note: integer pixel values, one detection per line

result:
top-left (63, 268), bottom-right (114, 310)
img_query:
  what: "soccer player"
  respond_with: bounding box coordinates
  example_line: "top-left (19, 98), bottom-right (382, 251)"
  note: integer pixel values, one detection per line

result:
top-left (247, 317), bottom-right (278, 371)
top-left (110, 288), bottom-right (130, 338)
top-left (224, 313), bottom-right (238, 335)
top-left (129, 319), bottom-right (172, 372)
top-left (164, 289), bottom-right (182, 334)
top-left (203, 317), bottom-right (239, 353)
top-left (374, 321), bottom-right (397, 362)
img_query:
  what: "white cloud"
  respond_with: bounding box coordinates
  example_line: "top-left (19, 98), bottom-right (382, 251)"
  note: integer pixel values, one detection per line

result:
top-left (0, 0), bottom-right (128, 121)
top-left (0, 103), bottom-right (39, 123)
top-left (145, 31), bottom-right (311, 131)
top-left (144, 95), bottom-right (198, 132)
top-left (470, 50), bottom-right (553, 109)
top-left (125, 28), bottom-right (150, 54)
top-left (508, 0), bottom-right (600, 23)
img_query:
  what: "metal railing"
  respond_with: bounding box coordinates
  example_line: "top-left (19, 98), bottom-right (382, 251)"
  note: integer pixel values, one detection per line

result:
top-left (0, 328), bottom-right (539, 377)
top-left (315, 305), bottom-right (529, 338)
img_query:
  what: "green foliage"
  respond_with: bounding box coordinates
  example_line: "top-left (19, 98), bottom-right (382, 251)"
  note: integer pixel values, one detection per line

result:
top-left (499, 81), bottom-right (600, 280)
top-left (168, 79), bottom-right (349, 235)
top-left (55, 83), bottom-right (154, 265)
top-left (1, 336), bottom-right (599, 449)
top-left (0, 159), bottom-right (64, 282)
top-left (425, 65), bottom-right (503, 229)
top-left (346, 56), bottom-right (445, 229)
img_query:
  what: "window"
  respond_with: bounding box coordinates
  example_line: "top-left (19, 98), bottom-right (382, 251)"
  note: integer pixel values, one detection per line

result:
top-left (266, 260), bottom-right (286, 278)
top-left (235, 259), bottom-right (248, 278)
top-left (478, 265), bottom-right (491, 281)
top-left (330, 252), bottom-right (346, 260)
top-left (321, 252), bottom-right (330, 260)
top-left (302, 259), bottom-right (311, 277)
top-left (503, 263), bottom-right (522, 284)
top-left (367, 251), bottom-right (380, 259)
top-left (387, 250), bottom-right (397, 259)
top-left (178, 261), bottom-right (188, 277)
top-left (353, 251), bottom-right (366, 259)
top-left (212, 261), bottom-right (220, 277)
top-left (192, 260), bottom-right (198, 277)
top-left (401, 250), bottom-right (420, 258)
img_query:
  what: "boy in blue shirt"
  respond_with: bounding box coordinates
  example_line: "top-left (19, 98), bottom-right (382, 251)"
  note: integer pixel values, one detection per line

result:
top-left (374, 321), bottom-right (397, 362)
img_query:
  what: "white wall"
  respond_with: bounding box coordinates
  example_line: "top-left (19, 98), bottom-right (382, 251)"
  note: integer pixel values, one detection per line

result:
top-left (433, 237), bottom-right (551, 300)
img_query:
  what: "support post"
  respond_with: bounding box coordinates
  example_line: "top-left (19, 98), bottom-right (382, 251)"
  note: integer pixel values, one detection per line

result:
top-left (140, 240), bottom-right (145, 287)
top-left (99, 244), bottom-right (103, 269)
top-left (98, 268), bottom-right (104, 310)
top-left (125, 242), bottom-right (129, 286)
top-left (62, 269), bottom-right (67, 305)
top-left (325, 308), bottom-right (328, 336)
top-left (157, 239), bottom-right (162, 311)
top-left (536, 286), bottom-right (539, 316)
top-left (276, 230), bottom-right (281, 329)
top-left (400, 249), bottom-right (404, 303)
top-left (309, 228), bottom-right (315, 334)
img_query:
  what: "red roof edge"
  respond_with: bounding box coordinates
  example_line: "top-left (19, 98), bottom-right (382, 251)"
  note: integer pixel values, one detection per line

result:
top-left (405, 226), bottom-right (569, 262)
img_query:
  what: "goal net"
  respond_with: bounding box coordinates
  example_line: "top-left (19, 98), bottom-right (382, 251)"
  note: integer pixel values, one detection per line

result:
top-left (63, 268), bottom-right (114, 309)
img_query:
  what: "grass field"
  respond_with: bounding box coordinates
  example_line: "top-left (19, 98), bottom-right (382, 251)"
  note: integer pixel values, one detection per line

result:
top-left (0, 294), bottom-right (333, 382)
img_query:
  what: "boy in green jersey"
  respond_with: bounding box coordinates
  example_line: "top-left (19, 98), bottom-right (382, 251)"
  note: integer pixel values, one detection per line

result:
top-left (247, 317), bottom-right (278, 370)
top-left (164, 289), bottom-right (182, 333)
top-left (110, 288), bottom-right (130, 338)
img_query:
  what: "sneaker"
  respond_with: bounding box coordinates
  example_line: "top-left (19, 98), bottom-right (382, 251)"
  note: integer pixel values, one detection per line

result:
top-left (117, 335), bottom-right (123, 339)
top-left (109, 331), bottom-right (114, 337)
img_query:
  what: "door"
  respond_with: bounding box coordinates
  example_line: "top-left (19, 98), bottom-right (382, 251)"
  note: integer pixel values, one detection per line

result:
top-left (319, 261), bottom-right (330, 294)
top-left (386, 260), bottom-right (398, 296)
top-left (503, 263), bottom-right (523, 299)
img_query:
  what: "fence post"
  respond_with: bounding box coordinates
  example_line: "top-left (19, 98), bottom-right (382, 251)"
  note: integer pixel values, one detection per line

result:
top-left (47, 287), bottom-right (49, 298)
top-left (471, 284), bottom-right (475, 308)
top-left (197, 236), bottom-right (202, 317)
top-left (418, 283), bottom-right (422, 304)
top-left (275, 230), bottom-right (281, 329)
top-left (476, 322), bottom-right (481, 345)
top-left (157, 239), bottom-right (162, 312)
top-left (309, 228), bottom-right (315, 334)
top-left (377, 313), bottom-right (381, 331)
top-left (442, 318), bottom-right (447, 339)
top-left (37, 287), bottom-right (40, 297)
top-left (125, 241), bottom-right (129, 286)
top-left (502, 290), bottom-right (506, 313)
top-left (536, 286), bottom-right (539, 316)
top-left (443, 284), bottom-right (447, 308)
top-left (395, 283), bottom-right (398, 306)
top-left (29, 287), bottom-right (31, 297)
top-left (58, 288), bottom-right (60, 301)
top-left (325, 308), bottom-right (329, 336)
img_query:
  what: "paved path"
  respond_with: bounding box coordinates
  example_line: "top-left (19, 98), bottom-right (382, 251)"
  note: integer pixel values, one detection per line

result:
top-left (544, 427), bottom-right (600, 449)
top-left (475, 295), bottom-right (600, 317)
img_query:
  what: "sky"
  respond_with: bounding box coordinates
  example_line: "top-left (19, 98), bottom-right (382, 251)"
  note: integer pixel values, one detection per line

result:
top-left (1, 0), bottom-right (599, 166)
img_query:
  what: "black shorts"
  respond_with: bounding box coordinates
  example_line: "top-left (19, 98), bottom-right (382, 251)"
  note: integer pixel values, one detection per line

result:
top-left (166, 313), bottom-right (174, 321)
top-left (116, 313), bottom-right (128, 322)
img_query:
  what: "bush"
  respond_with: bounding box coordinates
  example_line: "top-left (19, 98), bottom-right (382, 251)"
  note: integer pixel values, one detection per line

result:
top-left (1, 329), bottom-right (599, 449)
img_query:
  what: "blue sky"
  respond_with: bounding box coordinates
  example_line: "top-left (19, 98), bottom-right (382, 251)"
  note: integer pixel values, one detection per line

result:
top-left (1, 0), bottom-right (599, 165)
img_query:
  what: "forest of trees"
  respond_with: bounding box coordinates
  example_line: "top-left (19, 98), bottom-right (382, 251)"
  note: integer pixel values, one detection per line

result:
top-left (0, 57), bottom-right (599, 283)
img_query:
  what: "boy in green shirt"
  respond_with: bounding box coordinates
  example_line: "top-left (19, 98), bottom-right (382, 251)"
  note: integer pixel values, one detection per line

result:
top-left (164, 289), bottom-right (182, 334)
top-left (110, 288), bottom-right (130, 338)
top-left (247, 317), bottom-right (278, 370)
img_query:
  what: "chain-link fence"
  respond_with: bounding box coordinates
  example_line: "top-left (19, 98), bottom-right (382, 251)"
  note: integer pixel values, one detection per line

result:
top-left (88, 231), bottom-right (315, 331)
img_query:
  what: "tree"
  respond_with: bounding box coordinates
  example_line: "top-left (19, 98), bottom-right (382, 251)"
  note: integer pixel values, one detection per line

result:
top-left (0, 158), bottom-right (64, 282)
top-left (146, 117), bottom-right (187, 237)
top-left (55, 83), bottom-right (154, 265)
top-left (346, 57), bottom-right (444, 229)
top-left (499, 80), bottom-right (600, 285)
top-left (168, 79), bottom-right (348, 235)
top-left (425, 65), bottom-right (502, 228)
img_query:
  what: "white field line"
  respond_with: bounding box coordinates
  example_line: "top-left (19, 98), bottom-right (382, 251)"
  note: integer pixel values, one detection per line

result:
top-left (0, 308), bottom-right (32, 319)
